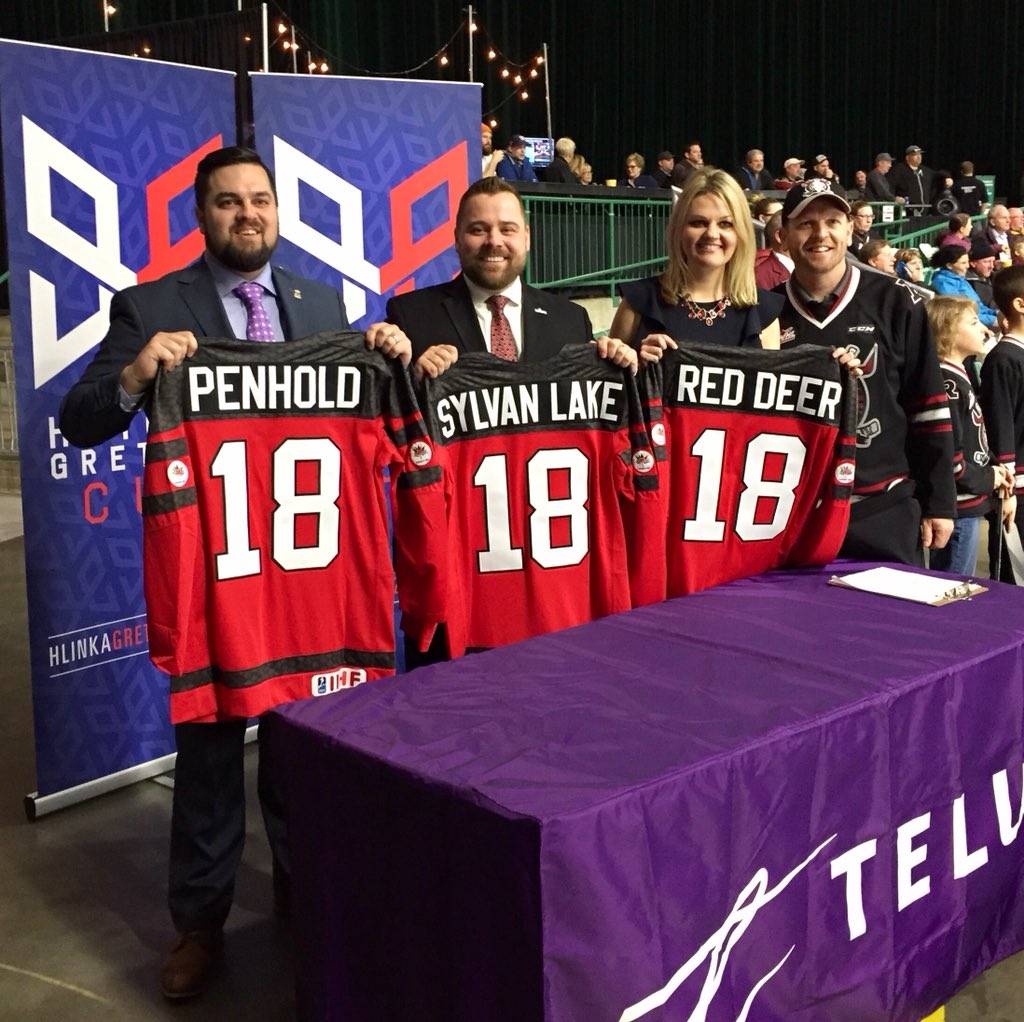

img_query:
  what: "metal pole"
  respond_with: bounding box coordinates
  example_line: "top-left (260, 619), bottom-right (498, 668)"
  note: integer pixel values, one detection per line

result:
top-left (261, 3), bottom-right (269, 73)
top-left (543, 43), bottom-right (552, 139)
top-left (103, 2), bottom-right (109, 33)
top-left (467, 5), bottom-right (474, 83)
top-left (291, 24), bottom-right (298, 74)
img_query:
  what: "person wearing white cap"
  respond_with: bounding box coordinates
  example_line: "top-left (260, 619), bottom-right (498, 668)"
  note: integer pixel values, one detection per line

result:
top-left (773, 156), bottom-right (804, 191)
top-left (888, 145), bottom-right (934, 210)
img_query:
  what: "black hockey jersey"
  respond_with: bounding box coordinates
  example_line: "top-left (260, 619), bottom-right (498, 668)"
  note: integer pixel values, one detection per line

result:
top-left (778, 266), bottom-right (955, 518)
top-left (940, 358), bottom-right (996, 517)
top-left (979, 334), bottom-right (1024, 498)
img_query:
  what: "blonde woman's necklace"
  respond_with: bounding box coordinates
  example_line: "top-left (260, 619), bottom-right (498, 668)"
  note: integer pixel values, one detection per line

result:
top-left (681, 293), bottom-right (731, 326)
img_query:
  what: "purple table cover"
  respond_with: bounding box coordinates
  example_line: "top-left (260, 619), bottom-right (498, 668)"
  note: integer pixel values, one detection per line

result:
top-left (270, 562), bottom-right (1024, 1021)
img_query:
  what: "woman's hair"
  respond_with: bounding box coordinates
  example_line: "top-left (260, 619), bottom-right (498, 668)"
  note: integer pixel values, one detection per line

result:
top-left (948, 213), bottom-right (970, 233)
top-left (926, 295), bottom-right (976, 359)
top-left (661, 167), bottom-right (757, 307)
top-left (568, 153), bottom-right (587, 178)
top-left (626, 152), bottom-right (645, 170)
top-left (895, 247), bottom-right (923, 266)
top-left (932, 244), bottom-right (969, 270)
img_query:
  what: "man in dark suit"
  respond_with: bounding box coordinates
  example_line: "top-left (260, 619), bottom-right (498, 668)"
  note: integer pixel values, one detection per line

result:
top-left (386, 175), bottom-right (634, 378)
top-left (60, 146), bottom-right (410, 1001)
top-left (888, 145), bottom-right (934, 212)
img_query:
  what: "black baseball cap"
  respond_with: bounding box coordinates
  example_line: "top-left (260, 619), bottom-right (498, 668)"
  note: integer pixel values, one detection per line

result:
top-left (782, 178), bottom-right (851, 221)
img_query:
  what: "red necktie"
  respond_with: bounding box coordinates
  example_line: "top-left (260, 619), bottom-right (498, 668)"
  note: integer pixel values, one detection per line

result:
top-left (486, 294), bottom-right (518, 362)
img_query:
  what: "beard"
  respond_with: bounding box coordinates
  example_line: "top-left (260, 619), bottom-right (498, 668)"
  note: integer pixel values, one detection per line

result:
top-left (207, 233), bottom-right (276, 274)
top-left (461, 248), bottom-right (525, 292)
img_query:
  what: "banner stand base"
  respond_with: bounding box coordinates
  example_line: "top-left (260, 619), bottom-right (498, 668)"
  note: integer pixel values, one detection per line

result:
top-left (25, 724), bottom-right (258, 821)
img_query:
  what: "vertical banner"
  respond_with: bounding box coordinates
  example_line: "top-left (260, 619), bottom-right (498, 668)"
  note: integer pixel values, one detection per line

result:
top-left (250, 73), bottom-right (480, 328)
top-left (0, 41), bottom-right (236, 808)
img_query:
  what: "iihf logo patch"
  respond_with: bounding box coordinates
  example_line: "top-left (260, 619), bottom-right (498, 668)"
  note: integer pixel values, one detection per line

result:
top-left (166, 460), bottom-right (190, 488)
top-left (633, 450), bottom-right (655, 473)
top-left (650, 422), bottom-right (666, 446)
top-left (409, 440), bottom-right (433, 466)
top-left (780, 326), bottom-right (797, 345)
top-left (835, 461), bottom-right (855, 486)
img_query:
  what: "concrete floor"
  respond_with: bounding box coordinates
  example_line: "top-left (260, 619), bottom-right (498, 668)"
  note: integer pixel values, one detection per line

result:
top-left (0, 497), bottom-right (1022, 1019)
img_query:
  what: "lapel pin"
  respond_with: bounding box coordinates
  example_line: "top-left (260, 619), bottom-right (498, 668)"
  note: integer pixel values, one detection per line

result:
top-left (292, 288), bottom-right (303, 300)
top-left (534, 307), bottom-right (548, 315)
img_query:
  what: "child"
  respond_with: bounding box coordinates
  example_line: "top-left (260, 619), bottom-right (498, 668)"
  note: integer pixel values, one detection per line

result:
top-left (927, 296), bottom-right (1013, 575)
top-left (979, 266), bottom-right (1024, 581)
top-left (1011, 236), bottom-right (1024, 267)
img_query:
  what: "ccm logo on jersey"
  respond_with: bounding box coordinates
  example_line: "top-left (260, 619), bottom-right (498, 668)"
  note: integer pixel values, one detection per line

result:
top-left (311, 669), bottom-right (367, 696)
top-left (409, 440), bottom-right (433, 466)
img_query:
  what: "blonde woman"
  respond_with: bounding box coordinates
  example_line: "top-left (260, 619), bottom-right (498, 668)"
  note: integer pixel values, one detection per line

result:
top-left (609, 167), bottom-right (783, 356)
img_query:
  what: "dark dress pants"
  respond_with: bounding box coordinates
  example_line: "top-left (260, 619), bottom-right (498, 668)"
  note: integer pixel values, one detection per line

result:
top-left (169, 716), bottom-right (288, 933)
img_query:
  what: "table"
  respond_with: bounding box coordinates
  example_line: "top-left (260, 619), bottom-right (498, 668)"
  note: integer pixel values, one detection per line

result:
top-left (270, 563), bottom-right (1024, 1021)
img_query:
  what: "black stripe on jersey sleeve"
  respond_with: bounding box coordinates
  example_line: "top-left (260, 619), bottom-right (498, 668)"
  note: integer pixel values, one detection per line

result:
top-left (635, 475), bottom-right (659, 492)
top-left (146, 438), bottom-right (188, 464)
top-left (143, 489), bottom-right (197, 516)
top-left (171, 646), bottom-right (396, 692)
top-left (397, 466), bottom-right (443, 490)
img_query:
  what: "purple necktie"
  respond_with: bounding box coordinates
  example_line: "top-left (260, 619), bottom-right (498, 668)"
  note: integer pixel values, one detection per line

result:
top-left (232, 281), bottom-right (276, 342)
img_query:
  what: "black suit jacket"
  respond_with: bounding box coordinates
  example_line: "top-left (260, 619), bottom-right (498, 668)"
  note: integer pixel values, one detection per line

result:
top-left (59, 259), bottom-right (349, 448)
top-left (386, 275), bottom-right (593, 363)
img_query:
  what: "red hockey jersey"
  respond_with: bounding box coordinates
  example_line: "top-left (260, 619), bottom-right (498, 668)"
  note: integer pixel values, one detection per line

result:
top-left (642, 342), bottom-right (857, 596)
top-left (143, 332), bottom-right (446, 724)
top-left (418, 346), bottom-right (663, 655)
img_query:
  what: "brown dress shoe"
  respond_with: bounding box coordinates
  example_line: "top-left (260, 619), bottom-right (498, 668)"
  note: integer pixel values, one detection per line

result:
top-left (159, 929), bottom-right (223, 1000)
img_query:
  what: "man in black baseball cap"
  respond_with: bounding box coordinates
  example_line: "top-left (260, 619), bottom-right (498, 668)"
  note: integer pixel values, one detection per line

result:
top-left (777, 177), bottom-right (955, 565)
top-left (495, 135), bottom-right (538, 182)
top-left (888, 144), bottom-right (934, 210)
top-left (652, 150), bottom-right (676, 188)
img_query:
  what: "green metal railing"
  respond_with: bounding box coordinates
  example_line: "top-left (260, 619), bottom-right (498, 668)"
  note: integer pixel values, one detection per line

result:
top-left (522, 193), bottom-right (672, 299)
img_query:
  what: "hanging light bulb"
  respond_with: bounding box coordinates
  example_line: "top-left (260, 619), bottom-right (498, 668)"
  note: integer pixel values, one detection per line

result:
top-left (439, 53), bottom-right (449, 67)
top-left (536, 55), bottom-right (544, 64)
top-left (277, 22), bottom-right (287, 34)
top-left (320, 61), bottom-right (329, 73)
top-left (243, 34), bottom-right (252, 43)
top-left (513, 74), bottom-right (522, 85)
top-left (142, 45), bottom-right (151, 54)
top-left (105, 4), bottom-right (117, 14)
top-left (529, 68), bottom-right (538, 78)
top-left (308, 61), bottom-right (316, 72)
top-left (520, 90), bottom-right (529, 100)
top-left (469, 21), bottom-right (478, 32)
top-left (489, 118), bottom-right (498, 128)
top-left (282, 40), bottom-right (291, 50)
top-left (487, 49), bottom-right (496, 60)
top-left (500, 68), bottom-right (510, 79)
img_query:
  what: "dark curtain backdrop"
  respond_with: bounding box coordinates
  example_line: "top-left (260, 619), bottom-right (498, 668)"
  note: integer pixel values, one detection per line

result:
top-left (1, 0), bottom-right (1021, 198)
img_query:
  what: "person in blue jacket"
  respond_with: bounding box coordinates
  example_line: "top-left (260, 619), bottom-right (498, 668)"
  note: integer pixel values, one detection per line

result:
top-left (929, 245), bottom-right (998, 328)
top-left (495, 135), bottom-right (539, 182)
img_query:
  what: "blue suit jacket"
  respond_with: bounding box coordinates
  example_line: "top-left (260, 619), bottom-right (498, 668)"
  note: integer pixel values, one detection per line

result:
top-left (59, 258), bottom-right (349, 448)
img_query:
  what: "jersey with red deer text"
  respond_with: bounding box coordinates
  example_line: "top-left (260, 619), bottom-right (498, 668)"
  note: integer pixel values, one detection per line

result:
top-left (940, 358), bottom-right (996, 517)
top-left (419, 346), bottom-right (663, 655)
top-left (143, 332), bottom-right (446, 724)
top-left (777, 266), bottom-right (955, 517)
top-left (980, 335), bottom-right (1024, 497)
top-left (642, 342), bottom-right (857, 596)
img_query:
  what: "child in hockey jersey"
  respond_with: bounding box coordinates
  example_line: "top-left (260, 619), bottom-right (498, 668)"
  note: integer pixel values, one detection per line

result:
top-left (926, 296), bottom-right (1013, 575)
top-left (980, 266), bottom-right (1024, 582)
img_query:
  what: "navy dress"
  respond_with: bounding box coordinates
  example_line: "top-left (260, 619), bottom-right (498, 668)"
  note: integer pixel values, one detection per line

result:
top-left (618, 276), bottom-right (785, 347)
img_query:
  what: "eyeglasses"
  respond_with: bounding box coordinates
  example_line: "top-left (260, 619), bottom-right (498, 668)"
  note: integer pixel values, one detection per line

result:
top-left (854, 212), bottom-right (875, 221)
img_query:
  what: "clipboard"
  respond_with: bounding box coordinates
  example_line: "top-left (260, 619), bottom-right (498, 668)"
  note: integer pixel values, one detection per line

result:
top-left (827, 566), bottom-right (987, 606)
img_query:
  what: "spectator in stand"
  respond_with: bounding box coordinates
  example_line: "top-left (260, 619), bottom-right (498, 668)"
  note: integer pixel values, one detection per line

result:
top-left (671, 140), bottom-right (704, 186)
top-left (495, 135), bottom-right (539, 183)
top-left (888, 145), bottom-right (934, 211)
top-left (734, 148), bottom-right (774, 191)
top-left (578, 162), bottom-right (594, 185)
top-left (754, 211), bottom-right (793, 290)
top-left (1009, 207), bottom-right (1024, 237)
top-left (895, 248), bottom-right (927, 285)
top-left (847, 170), bottom-right (869, 201)
top-left (930, 245), bottom-right (997, 327)
top-left (1012, 237), bottom-right (1024, 266)
top-left (866, 152), bottom-right (901, 202)
top-left (926, 295), bottom-right (1011, 575)
top-left (966, 239), bottom-right (997, 309)
top-left (773, 157), bottom-right (804, 190)
top-left (651, 150), bottom-right (676, 189)
top-left (751, 196), bottom-right (783, 248)
top-left (544, 137), bottom-right (578, 184)
top-left (979, 205), bottom-right (1012, 265)
top-left (937, 213), bottom-right (973, 251)
top-left (568, 154), bottom-right (588, 183)
top-left (623, 153), bottom-right (659, 189)
top-left (849, 201), bottom-right (876, 258)
top-left (805, 153), bottom-right (842, 191)
top-left (860, 238), bottom-right (897, 275)
top-left (480, 123), bottom-right (503, 179)
top-left (952, 161), bottom-right (989, 216)
top-left (610, 167), bottom-right (783, 350)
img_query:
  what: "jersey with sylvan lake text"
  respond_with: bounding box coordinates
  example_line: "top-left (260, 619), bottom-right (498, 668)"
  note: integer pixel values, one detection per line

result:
top-left (419, 346), bottom-right (663, 655)
top-left (641, 342), bottom-right (857, 596)
top-left (777, 266), bottom-right (955, 517)
top-left (143, 332), bottom-right (447, 724)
